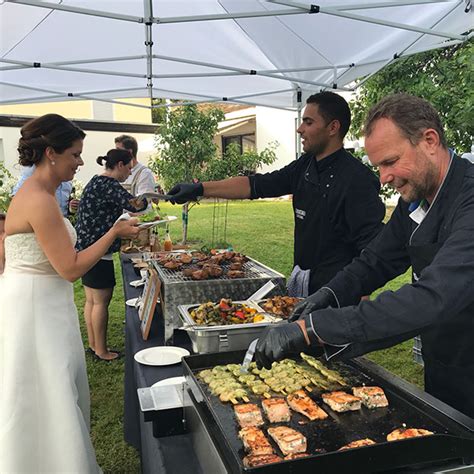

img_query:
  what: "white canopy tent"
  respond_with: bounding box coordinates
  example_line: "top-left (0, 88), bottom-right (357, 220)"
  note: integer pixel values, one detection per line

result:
top-left (0, 0), bottom-right (472, 112)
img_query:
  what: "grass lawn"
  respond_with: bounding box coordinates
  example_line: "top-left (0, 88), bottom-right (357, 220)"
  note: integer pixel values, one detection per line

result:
top-left (75, 199), bottom-right (423, 473)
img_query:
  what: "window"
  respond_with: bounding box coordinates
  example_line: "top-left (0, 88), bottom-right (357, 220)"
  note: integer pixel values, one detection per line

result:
top-left (222, 133), bottom-right (256, 155)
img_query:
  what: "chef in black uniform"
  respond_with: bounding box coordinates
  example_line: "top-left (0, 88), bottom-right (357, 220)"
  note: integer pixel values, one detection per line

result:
top-left (168, 92), bottom-right (385, 295)
top-left (255, 93), bottom-right (474, 419)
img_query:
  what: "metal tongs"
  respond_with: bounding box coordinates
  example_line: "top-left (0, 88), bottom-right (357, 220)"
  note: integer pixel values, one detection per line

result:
top-left (240, 338), bottom-right (258, 374)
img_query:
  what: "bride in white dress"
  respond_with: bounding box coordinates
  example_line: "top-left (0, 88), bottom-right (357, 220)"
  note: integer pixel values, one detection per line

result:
top-left (0, 114), bottom-right (139, 473)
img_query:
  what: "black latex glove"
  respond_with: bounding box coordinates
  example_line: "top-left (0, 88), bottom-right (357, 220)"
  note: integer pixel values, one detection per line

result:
top-left (168, 182), bottom-right (204, 204)
top-left (288, 287), bottom-right (337, 322)
top-left (255, 322), bottom-right (309, 369)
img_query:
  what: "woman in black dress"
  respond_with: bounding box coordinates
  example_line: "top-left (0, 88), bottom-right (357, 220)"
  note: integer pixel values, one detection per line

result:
top-left (75, 149), bottom-right (146, 360)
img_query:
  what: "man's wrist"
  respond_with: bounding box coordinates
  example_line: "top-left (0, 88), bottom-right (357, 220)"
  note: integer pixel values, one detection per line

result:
top-left (295, 320), bottom-right (310, 346)
top-left (303, 314), bottom-right (324, 345)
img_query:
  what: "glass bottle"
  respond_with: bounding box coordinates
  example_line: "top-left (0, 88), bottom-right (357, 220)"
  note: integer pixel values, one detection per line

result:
top-left (164, 226), bottom-right (173, 251)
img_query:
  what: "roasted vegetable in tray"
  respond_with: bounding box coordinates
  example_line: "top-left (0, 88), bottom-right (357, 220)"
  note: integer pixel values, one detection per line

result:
top-left (190, 299), bottom-right (265, 325)
top-left (259, 296), bottom-right (302, 318)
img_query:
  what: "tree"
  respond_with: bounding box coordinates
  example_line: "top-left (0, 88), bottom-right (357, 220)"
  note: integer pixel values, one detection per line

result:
top-left (206, 142), bottom-right (278, 181)
top-left (150, 104), bottom-right (279, 243)
top-left (150, 104), bottom-right (224, 243)
top-left (350, 40), bottom-right (474, 153)
top-left (150, 104), bottom-right (224, 191)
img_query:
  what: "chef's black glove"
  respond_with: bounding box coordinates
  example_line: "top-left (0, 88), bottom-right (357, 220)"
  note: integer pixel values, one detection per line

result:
top-left (255, 322), bottom-right (309, 369)
top-left (288, 287), bottom-right (337, 322)
top-left (168, 182), bottom-right (204, 204)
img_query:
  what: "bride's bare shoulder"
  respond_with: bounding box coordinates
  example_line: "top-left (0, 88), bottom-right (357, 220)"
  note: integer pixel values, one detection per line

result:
top-left (7, 183), bottom-right (59, 234)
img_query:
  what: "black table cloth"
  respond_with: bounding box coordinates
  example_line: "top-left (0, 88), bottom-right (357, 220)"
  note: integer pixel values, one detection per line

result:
top-left (121, 255), bottom-right (201, 474)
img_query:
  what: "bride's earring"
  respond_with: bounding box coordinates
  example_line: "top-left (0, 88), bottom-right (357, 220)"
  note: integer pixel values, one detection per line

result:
top-left (51, 160), bottom-right (56, 166)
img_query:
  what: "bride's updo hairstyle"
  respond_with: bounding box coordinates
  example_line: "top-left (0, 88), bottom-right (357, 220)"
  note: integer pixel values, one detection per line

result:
top-left (18, 114), bottom-right (86, 167)
top-left (96, 149), bottom-right (133, 169)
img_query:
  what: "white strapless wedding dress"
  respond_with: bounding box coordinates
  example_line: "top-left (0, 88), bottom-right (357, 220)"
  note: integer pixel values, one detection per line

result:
top-left (0, 219), bottom-right (101, 473)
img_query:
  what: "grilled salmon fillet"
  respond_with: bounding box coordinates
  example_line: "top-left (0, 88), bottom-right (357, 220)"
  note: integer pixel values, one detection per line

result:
top-left (322, 391), bottom-right (362, 412)
top-left (287, 390), bottom-right (328, 420)
top-left (387, 427), bottom-right (434, 441)
top-left (234, 403), bottom-right (264, 428)
top-left (239, 427), bottom-right (274, 455)
top-left (242, 454), bottom-right (282, 467)
top-left (352, 386), bottom-right (389, 409)
top-left (261, 398), bottom-right (291, 423)
top-left (338, 438), bottom-right (376, 450)
top-left (284, 452), bottom-right (310, 460)
top-left (268, 426), bottom-right (307, 456)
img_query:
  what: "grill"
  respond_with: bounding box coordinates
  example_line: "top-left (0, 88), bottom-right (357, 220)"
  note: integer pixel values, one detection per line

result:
top-left (182, 351), bottom-right (474, 474)
top-left (151, 257), bottom-right (286, 343)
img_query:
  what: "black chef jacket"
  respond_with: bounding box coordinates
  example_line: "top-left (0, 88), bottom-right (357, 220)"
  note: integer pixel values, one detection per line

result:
top-left (311, 155), bottom-right (474, 418)
top-left (248, 148), bottom-right (385, 293)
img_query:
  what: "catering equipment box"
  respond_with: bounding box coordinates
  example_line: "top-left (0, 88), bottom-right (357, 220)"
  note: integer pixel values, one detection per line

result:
top-left (177, 301), bottom-right (281, 353)
top-left (151, 256), bottom-right (286, 343)
top-left (182, 351), bottom-right (474, 474)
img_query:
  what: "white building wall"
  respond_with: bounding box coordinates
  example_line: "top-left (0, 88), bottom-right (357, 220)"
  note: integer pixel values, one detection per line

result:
top-left (255, 107), bottom-right (297, 173)
top-left (0, 126), bottom-right (157, 187)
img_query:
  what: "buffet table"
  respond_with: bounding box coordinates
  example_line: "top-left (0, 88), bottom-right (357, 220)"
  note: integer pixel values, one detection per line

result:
top-left (121, 255), bottom-right (203, 474)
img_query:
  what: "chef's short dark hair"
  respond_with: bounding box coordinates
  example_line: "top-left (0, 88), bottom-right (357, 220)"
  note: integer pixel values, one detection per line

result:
top-left (364, 93), bottom-right (447, 148)
top-left (306, 91), bottom-right (351, 139)
top-left (115, 134), bottom-right (138, 158)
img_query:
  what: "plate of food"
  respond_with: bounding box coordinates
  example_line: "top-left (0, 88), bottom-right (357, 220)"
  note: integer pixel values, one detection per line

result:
top-left (138, 215), bottom-right (177, 229)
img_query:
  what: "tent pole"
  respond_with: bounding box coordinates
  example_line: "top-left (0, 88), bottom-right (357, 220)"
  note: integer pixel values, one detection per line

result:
top-left (144, 0), bottom-right (154, 109)
top-left (296, 88), bottom-right (302, 158)
top-left (271, 0), bottom-right (465, 40)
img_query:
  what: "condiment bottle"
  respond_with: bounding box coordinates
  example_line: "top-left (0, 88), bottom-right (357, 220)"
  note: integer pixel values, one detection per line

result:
top-left (164, 228), bottom-right (173, 251)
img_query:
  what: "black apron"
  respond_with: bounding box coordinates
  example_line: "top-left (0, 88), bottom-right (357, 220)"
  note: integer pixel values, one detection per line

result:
top-left (407, 159), bottom-right (474, 418)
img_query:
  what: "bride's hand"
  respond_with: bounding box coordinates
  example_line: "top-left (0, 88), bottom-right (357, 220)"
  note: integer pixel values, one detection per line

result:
top-left (113, 218), bottom-right (139, 239)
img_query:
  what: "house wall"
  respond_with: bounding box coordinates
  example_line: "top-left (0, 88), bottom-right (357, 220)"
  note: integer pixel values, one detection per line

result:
top-left (0, 99), bottom-right (158, 187)
top-left (0, 125), bottom-right (158, 186)
top-left (256, 107), bottom-right (297, 173)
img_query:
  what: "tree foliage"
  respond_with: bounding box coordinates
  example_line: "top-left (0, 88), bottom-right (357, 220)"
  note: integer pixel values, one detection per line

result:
top-left (350, 40), bottom-right (474, 153)
top-left (150, 104), bottom-right (225, 190)
top-left (205, 142), bottom-right (278, 181)
top-left (150, 104), bottom-right (279, 189)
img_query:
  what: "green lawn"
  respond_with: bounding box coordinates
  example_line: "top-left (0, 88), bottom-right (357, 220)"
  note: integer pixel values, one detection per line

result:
top-left (75, 199), bottom-right (423, 473)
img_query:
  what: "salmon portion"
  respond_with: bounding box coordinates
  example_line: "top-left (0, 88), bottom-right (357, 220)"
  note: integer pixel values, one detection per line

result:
top-left (239, 427), bottom-right (274, 455)
top-left (234, 403), bottom-right (264, 428)
top-left (387, 427), bottom-right (434, 441)
top-left (322, 391), bottom-right (362, 412)
top-left (261, 398), bottom-right (291, 423)
top-left (242, 454), bottom-right (282, 467)
top-left (339, 438), bottom-right (376, 450)
top-left (287, 389), bottom-right (328, 420)
top-left (284, 452), bottom-right (310, 460)
top-left (352, 386), bottom-right (389, 409)
top-left (268, 426), bottom-right (307, 456)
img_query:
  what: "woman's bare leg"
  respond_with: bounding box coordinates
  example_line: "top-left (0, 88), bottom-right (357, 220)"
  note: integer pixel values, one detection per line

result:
top-left (86, 286), bottom-right (117, 360)
top-left (83, 286), bottom-right (96, 351)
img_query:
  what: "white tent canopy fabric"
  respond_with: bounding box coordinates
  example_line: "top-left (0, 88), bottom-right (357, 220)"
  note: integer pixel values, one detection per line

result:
top-left (0, 0), bottom-right (472, 111)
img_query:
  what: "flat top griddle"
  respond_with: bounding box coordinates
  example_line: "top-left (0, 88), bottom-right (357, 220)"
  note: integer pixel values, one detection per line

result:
top-left (183, 351), bottom-right (474, 474)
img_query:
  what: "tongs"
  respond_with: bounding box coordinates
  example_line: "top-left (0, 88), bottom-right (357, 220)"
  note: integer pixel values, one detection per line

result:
top-left (240, 338), bottom-right (258, 373)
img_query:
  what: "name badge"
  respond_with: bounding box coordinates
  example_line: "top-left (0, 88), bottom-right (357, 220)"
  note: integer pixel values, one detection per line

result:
top-left (295, 208), bottom-right (306, 220)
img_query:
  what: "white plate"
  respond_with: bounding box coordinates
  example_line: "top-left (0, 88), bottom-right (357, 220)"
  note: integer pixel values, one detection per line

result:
top-left (134, 347), bottom-right (190, 366)
top-left (151, 376), bottom-right (186, 388)
top-left (138, 215), bottom-right (177, 229)
top-left (126, 297), bottom-right (139, 307)
top-left (130, 279), bottom-right (145, 287)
